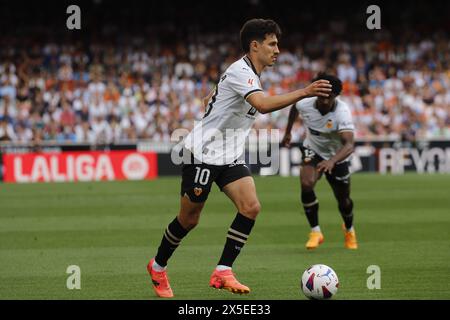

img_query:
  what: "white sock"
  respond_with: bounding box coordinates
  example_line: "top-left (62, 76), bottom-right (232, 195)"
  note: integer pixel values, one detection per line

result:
top-left (152, 260), bottom-right (167, 272)
top-left (311, 226), bottom-right (321, 232)
top-left (216, 265), bottom-right (232, 271)
top-left (346, 226), bottom-right (354, 232)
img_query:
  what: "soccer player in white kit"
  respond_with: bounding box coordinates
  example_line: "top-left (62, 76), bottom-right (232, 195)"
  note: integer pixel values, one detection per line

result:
top-left (147, 19), bottom-right (332, 298)
top-left (282, 74), bottom-right (358, 251)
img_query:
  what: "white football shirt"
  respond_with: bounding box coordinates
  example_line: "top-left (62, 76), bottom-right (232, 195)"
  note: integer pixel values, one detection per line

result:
top-left (184, 56), bottom-right (263, 165)
top-left (295, 97), bottom-right (354, 161)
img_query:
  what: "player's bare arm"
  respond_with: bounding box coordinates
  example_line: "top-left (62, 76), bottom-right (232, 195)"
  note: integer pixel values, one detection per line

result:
top-left (246, 80), bottom-right (332, 114)
top-left (317, 131), bottom-right (355, 174)
top-left (281, 105), bottom-right (299, 147)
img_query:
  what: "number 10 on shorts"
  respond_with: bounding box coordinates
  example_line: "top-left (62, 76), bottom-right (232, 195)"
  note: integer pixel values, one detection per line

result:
top-left (194, 167), bottom-right (211, 185)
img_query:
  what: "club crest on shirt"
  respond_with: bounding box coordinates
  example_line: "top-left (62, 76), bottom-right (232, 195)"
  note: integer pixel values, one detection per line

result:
top-left (326, 119), bottom-right (333, 129)
top-left (194, 187), bottom-right (203, 196)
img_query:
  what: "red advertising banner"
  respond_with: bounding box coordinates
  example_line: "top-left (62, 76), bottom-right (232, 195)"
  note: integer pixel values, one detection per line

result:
top-left (3, 151), bottom-right (158, 183)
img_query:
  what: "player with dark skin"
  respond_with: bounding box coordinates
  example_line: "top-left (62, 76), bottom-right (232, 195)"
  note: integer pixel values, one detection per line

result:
top-left (283, 94), bottom-right (355, 174)
top-left (282, 75), bottom-right (357, 250)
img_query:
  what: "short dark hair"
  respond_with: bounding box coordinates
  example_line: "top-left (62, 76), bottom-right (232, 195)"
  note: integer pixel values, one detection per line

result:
top-left (240, 19), bottom-right (282, 53)
top-left (312, 73), bottom-right (343, 96)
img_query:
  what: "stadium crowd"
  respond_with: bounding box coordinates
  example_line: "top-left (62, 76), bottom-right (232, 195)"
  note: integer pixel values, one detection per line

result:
top-left (0, 30), bottom-right (449, 144)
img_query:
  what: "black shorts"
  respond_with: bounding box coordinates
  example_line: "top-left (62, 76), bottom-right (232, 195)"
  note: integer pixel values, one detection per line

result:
top-left (180, 149), bottom-right (252, 203)
top-left (300, 146), bottom-right (351, 183)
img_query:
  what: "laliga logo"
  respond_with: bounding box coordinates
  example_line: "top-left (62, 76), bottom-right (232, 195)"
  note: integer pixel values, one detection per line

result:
top-left (122, 154), bottom-right (149, 180)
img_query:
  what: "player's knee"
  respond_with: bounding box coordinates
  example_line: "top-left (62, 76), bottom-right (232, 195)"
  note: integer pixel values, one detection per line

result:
top-left (179, 206), bottom-right (203, 230)
top-left (301, 180), bottom-right (315, 192)
top-left (181, 212), bottom-right (200, 230)
top-left (240, 200), bottom-right (261, 219)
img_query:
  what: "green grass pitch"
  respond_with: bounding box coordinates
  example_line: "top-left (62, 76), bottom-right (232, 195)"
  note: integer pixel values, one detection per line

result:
top-left (0, 173), bottom-right (449, 300)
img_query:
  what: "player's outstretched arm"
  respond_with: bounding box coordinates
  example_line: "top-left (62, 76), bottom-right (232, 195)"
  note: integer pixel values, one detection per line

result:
top-left (281, 105), bottom-right (299, 147)
top-left (247, 80), bottom-right (331, 114)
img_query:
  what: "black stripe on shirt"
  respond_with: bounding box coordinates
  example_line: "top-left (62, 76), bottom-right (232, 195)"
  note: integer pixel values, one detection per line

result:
top-left (244, 89), bottom-right (263, 100)
top-left (243, 56), bottom-right (260, 78)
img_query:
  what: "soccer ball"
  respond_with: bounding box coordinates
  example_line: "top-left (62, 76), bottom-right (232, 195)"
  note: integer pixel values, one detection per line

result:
top-left (301, 264), bottom-right (339, 299)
